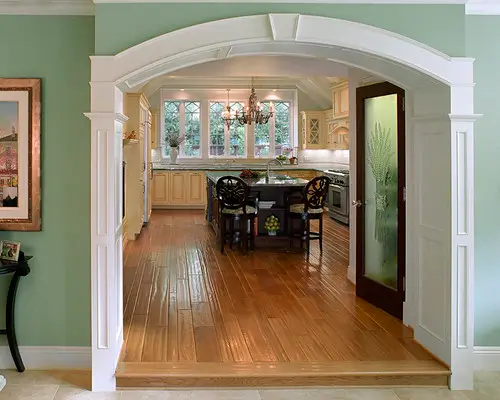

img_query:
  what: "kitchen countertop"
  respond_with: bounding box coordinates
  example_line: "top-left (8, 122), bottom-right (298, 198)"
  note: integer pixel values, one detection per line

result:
top-left (205, 171), bottom-right (309, 187)
top-left (152, 163), bottom-right (348, 172)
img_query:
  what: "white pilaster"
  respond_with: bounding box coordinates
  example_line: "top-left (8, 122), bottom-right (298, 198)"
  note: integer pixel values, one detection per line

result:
top-left (85, 78), bottom-right (127, 392)
top-left (448, 109), bottom-right (481, 390)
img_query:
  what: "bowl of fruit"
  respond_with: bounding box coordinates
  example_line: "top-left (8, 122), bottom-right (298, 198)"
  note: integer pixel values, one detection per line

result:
top-left (239, 169), bottom-right (261, 179)
top-left (276, 155), bottom-right (287, 163)
top-left (264, 214), bottom-right (280, 236)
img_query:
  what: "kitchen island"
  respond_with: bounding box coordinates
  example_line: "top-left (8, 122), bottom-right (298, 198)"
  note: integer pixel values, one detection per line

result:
top-left (206, 171), bottom-right (310, 248)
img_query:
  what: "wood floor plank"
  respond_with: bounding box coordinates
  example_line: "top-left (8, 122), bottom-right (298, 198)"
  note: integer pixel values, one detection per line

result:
top-left (178, 310), bottom-right (197, 361)
top-left (122, 210), bottom-right (442, 372)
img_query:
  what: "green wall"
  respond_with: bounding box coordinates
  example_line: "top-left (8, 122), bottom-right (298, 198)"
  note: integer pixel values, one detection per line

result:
top-left (0, 16), bottom-right (94, 346)
top-left (94, 4), bottom-right (465, 57)
top-left (466, 16), bottom-right (500, 346)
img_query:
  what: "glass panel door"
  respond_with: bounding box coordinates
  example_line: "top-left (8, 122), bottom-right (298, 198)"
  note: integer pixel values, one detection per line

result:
top-left (355, 82), bottom-right (406, 320)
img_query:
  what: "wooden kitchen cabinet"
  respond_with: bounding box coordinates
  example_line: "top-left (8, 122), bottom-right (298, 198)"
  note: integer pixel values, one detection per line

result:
top-left (152, 171), bottom-right (206, 208)
top-left (151, 109), bottom-right (158, 149)
top-left (332, 81), bottom-right (349, 118)
top-left (152, 171), bottom-right (169, 205)
top-left (300, 110), bottom-right (325, 149)
top-left (325, 112), bottom-right (350, 150)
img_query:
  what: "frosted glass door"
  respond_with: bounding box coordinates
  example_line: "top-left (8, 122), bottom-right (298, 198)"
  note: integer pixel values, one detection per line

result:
top-left (363, 94), bottom-right (399, 289)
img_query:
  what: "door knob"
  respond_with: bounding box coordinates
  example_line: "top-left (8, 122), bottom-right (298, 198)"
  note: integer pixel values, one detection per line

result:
top-left (352, 200), bottom-right (363, 207)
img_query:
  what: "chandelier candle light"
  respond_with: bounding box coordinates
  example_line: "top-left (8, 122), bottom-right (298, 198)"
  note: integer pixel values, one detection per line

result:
top-left (222, 84), bottom-right (274, 127)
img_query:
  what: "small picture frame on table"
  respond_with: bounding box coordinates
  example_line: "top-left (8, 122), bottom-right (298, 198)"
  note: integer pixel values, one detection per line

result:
top-left (0, 240), bottom-right (21, 262)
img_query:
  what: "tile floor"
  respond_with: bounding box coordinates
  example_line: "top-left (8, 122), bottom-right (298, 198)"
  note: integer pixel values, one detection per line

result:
top-left (0, 370), bottom-right (498, 399)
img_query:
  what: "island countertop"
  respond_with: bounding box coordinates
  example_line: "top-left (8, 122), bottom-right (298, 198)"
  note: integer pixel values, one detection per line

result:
top-left (205, 171), bottom-right (309, 187)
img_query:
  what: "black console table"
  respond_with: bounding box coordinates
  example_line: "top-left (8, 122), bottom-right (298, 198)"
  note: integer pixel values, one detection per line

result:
top-left (0, 251), bottom-right (31, 372)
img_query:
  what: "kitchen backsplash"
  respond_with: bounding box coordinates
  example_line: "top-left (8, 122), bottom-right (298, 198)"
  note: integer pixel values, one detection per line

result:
top-left (151, 148), bottom-right (349, 165)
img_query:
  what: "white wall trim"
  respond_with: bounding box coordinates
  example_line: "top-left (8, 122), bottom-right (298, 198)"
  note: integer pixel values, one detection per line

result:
top-left (474, 346), bottom-right (500, 371)
top-left (89, 14), bottom-right (476, 392)
top-left (0, 0), bottom-right (94, 15)
top-left (0, 346), bottom-right (91, 370)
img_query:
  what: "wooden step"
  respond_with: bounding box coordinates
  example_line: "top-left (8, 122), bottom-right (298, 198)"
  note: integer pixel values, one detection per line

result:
top-left (116, 360), bottom-right (450, 388)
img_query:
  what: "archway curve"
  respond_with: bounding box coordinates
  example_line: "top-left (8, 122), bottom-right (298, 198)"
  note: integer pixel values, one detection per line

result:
top-left (96, 14), bottom-right (468, 90)
top-left (87, 13), bottom-right (477, 392)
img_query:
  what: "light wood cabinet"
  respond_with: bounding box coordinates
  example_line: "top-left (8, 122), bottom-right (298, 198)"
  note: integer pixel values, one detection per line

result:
top-left (152, 171), bottom-right (169, 205)
top-left (332, 81), bottom-right (349, 118)
top-left (187, 172), bottom-right (205, 204)
top-left (325, 109), bottom-right (350, 150)
top-left (151, 109), bottom-right (158, 149)
top-left (152, 171), bottom-right (206, 208)
top-left (300, 110), bottom-right (325, 150)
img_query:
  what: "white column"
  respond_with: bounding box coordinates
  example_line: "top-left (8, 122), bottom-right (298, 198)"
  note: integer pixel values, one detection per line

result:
top-left (85, 80), bottom-right (128, 392)
top-left (448, 60), bottom-right (481, 389)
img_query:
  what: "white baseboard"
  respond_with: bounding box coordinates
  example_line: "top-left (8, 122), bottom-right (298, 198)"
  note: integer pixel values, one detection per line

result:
top-left (474, 346), bottom-right (500, 371)
top-left (347, 264), bottom-right (356, 284)
top-left (0, 346), bottom-right (91, 370)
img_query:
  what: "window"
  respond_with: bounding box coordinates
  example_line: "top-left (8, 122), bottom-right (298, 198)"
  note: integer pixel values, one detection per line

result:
top-left (209, 101), bottom-right (246, 157)
top-left (163, 100), bottom-right (201, 157)
top-left (254, 101), bottom-right (291, 157)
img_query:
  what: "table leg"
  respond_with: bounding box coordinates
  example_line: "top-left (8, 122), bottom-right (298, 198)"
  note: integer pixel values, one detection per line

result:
top-left (6, 274), bottom-right (25, 372)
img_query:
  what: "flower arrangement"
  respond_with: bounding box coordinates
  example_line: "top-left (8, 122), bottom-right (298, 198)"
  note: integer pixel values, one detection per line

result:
top-left (264, 214), bottom-right (280, 236)
top-left (282, 145), bottom-right (293, 156)
top-left (165, 131), bottom-right (185, 148)
top-left (240, 169), bottom-right (261, 179)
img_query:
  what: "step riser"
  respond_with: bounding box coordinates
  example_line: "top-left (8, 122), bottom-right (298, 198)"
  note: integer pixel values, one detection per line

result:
top-left (117, 374), bottom-right (448, 388)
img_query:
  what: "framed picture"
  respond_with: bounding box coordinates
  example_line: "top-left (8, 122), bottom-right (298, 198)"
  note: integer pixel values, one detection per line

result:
top-left (0, 240), bottom-right (21, 262)
top-left (0, 78), bottom-right (41, 231)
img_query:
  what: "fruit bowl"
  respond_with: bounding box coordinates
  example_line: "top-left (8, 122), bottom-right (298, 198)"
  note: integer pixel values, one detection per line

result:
top-left (264, 214), bottom-right (280, 235)
top-left (239, 169), bottom-right (261, 179)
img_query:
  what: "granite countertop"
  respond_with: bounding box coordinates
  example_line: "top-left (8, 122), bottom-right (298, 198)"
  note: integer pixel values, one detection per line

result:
top-left (152, 163), bottom-right (347, 173)
top-left (205, 171), bottom-right (309, 187)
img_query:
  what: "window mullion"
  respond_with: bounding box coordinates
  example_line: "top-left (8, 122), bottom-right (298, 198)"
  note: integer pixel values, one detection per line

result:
top-left (270, 107), bottom-right (276, 158)
top-left (179, 102), bottom-right (186, 156)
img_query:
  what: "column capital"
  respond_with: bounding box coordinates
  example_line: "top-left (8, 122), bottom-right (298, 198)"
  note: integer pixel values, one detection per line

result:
top-left (84, 112), bottom-right (129, 123)
top-left (449, 113), bottom-right (483, 122)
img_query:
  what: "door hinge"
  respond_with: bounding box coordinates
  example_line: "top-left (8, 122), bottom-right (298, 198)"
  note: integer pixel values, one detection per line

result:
top-left (403, 187), bottom-right (406, 202)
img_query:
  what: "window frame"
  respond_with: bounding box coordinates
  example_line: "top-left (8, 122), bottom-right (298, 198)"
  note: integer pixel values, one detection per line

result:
top-left (160, 88), bottom-right (298, 161)
top-left (253, 100), bottom-right (292, 158)
top-left (162, 100), bottom-right (202, 159)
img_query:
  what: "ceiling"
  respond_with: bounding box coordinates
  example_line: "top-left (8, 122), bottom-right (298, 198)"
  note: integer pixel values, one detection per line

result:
top-left (136, 56), bottom-right (350, 109)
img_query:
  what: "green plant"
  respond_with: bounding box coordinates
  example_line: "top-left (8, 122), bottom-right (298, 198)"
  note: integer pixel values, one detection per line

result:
top-left (165, 132), bottom-right (185, 147)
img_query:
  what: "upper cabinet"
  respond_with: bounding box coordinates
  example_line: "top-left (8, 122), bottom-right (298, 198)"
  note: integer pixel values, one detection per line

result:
top-left (300, 110), bottom-right (325, 150)
top-left (332, 81), bottom-right (349, 118)
top-left (325, 110), bottom-right (349, 150)
top-left (151, 109), bottom-right (158, 149)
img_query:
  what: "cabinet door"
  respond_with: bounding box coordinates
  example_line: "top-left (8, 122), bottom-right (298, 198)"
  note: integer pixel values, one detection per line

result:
top-left (152, 172), bottom-right (169, 205)
top-left (307, 115), bottom-right (323, 149)
top-left (187, 172), bottom-right (206, 205)
top-left (169, 172), bottom-right (187, 205)
top-left (151, 110), bottom-right (158, 149)
top-left (333, 85), bottom-right (349, 118)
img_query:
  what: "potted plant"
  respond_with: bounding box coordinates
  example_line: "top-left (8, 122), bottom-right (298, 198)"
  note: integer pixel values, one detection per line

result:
top-left (264, 214), bottom-right (280, 236)
top-left (165, 132), bottom-right (185, 164)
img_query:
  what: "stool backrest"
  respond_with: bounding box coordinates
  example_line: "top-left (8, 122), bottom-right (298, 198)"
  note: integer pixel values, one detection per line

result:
top-left (303, 176), bottom-right (331, 212)
top-left (216, 175), bottom-right (249, 211)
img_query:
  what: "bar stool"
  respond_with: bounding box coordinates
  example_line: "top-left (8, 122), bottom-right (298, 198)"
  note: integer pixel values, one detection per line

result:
top-left (286, 176), bottom-right (331, 255)
top-left (216, 176), bottom-right (258, 254)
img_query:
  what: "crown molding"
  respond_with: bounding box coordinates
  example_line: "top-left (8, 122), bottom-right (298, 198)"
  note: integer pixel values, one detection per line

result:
top-left (0, 0), bottom-right (94, 15)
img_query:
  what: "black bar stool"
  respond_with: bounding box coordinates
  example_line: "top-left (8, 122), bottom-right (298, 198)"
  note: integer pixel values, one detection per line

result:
top-left (286, 176), bottom-right (331, 255)
top-left (216, 176), bottom-right (258, 254)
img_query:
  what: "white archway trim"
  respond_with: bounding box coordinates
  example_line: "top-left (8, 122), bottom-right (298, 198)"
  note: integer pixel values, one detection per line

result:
top-left (91, 14), bottom-right (458, 88)
top-left (88, 13), bottom-right (478, 393)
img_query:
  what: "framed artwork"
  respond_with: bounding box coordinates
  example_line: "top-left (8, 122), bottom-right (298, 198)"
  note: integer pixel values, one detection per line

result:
top-left (0, 240), bottom-right (21, 262)
top-left (0, 79), bottom-right (41, 231)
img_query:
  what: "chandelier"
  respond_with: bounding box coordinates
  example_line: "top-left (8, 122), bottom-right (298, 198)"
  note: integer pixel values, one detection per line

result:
top-left (221, 81), bottom-right (274, 127)
top-left (222, 89), bottom-right (237, 128)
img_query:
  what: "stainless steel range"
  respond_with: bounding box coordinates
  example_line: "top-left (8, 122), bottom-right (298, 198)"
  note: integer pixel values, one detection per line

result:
top-left (324, 169), bottom-right (350, 225)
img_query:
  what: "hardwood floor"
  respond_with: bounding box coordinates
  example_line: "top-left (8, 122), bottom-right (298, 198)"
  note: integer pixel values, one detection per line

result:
top-left (119, 210), bottom-right (448, 387)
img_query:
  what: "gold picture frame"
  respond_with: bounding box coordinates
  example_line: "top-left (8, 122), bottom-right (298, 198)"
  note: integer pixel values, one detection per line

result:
top-left (0, 78), bottom-right (41, 231)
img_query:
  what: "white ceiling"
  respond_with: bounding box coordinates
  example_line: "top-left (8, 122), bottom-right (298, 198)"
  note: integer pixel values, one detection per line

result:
top-left (137, 56), bottom-right (350, 109)
top-left (0, 0), bottom-right (497, 15)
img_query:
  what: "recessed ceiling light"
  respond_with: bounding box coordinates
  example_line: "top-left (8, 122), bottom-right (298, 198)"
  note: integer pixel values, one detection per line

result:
top-left (180, 88), bottom-right (185, 91)
top-left (273, 89), bottom-right (277, 92)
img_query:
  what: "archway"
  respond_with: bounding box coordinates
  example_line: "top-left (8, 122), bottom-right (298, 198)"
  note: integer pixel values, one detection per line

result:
top-left (85, 13), bottom-right (479, 392)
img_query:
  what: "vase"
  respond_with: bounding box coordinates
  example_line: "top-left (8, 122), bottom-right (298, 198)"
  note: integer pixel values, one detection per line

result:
top-left (170, 146), bottom-right (178, 164)
top-left (268, 231), bottom-right (277, 236)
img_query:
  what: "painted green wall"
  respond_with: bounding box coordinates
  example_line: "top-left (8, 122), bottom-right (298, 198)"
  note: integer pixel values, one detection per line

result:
top-left (466, 16), bottom-right (500, 346)
top-left (0, 16), bottom-right (94, 346)
top-left (94, 4), bottom-right (465, 57)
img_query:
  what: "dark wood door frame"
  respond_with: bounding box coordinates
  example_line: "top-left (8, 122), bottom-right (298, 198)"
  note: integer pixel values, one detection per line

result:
top-left (355, 81), bottom-right (406, 320)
